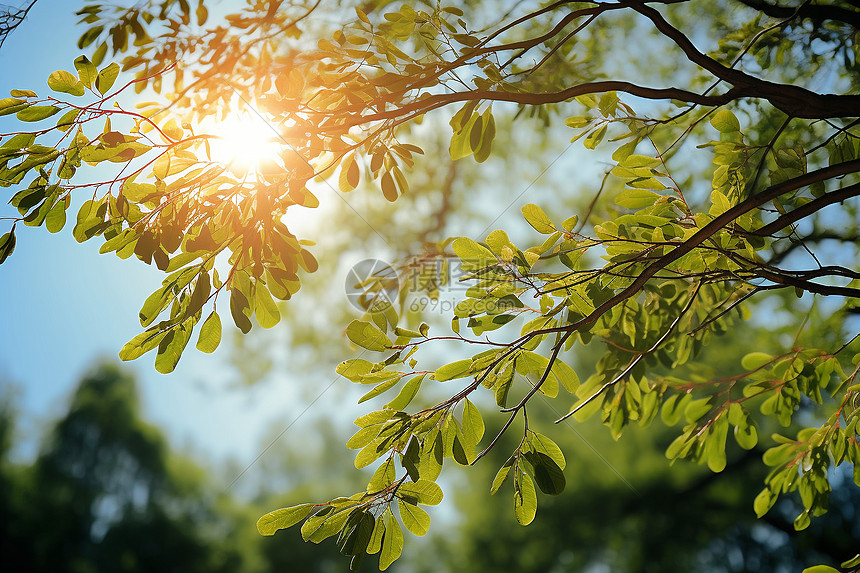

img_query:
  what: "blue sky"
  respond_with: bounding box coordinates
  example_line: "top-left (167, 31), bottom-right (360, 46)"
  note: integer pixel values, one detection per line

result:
top-left (0, 0), bottom-right (333, 473)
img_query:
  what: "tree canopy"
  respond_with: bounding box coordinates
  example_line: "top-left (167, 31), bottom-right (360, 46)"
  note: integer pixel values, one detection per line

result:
top-left (2, 0), bottom-right (860, 571)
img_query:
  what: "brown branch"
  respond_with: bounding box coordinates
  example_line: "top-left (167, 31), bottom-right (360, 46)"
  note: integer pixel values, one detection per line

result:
top-left (735, 0), bottom-right (860, 28)
top-left (0, 0), bottom-right (36, 48)
top-left (753, 268), bottom-right (860, 298)
top-left (750, 182), bottom-right (860, 236)
top-left (768, 232), bottom-right (860, 265)
top-left (340, 82), bottom-right (745, 130)
top-left (625, 1), bottom-right (860, 118)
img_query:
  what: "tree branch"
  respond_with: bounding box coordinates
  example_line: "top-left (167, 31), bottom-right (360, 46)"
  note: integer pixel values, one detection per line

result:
top-left (750, 182), bottom-right (860, 237)
top-left (626, 1), bottom-right (860, 118)
top-left (735, 0), bottom-right (860, 28)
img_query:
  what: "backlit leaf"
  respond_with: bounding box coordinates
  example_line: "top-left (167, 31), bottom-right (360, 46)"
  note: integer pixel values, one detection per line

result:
top-left (47, 70), bottom-right (85, 96)
top-left (397, 499), bottom-right (430, 536)
top-left (196, 311), bottom-right (222, 353)
top-left (96, 62), bottom-right (120, 94)
top-left (521, 204), bottom-right (555, 234)
top-left (257, 504), bottom-right (315, 535)
top-left (514, 473), bottom-right (537, 525)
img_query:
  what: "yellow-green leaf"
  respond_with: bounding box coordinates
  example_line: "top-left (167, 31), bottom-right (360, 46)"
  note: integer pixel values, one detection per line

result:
top-left (397, 499), bottom-right (430, 536)
top-left (47, 70), bottom-right (85, 96)
top-left (257, 504), bottom-right (314, 536)
top-left (96, 62), bottom-right (120, 95)
top-left (346, 320), bottom-right (391, 351)
top-left (379, 509), bottom-right (403, 570)
top-left (521, 204), bottom-right (555, 234)
top-left (196, 311), bottom-right (222, 353)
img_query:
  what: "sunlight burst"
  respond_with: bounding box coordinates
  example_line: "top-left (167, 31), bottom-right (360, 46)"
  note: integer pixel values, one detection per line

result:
top-left (205, 112), bottom-right (283, 174)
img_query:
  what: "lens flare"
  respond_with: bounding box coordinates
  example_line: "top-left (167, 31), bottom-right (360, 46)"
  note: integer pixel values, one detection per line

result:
top-left (205, 112), bottom-right (283, 174)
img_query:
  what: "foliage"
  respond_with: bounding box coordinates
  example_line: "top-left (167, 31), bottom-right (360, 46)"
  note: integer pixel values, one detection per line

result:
top-left (2, 0), bottom-right (860, 570)
top-left (0, 364), bottom-right (412, 572)
top-left (0, 365), bottom-right (243, 572)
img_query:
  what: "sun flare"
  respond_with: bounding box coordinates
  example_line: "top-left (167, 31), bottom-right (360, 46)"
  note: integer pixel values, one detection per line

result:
top-left (205, 112), bottom-right (283, 174)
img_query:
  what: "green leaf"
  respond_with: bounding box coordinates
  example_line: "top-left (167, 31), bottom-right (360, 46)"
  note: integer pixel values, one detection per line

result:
top-left (230, 288), bottom-right (253, 334)
top-left (529, 432), bottom-right (566, 469)
top-left (301, 507), bottom-right (353, 544)
top-left (346, 320), bottom-right (391, 351)
top-left (359, 375), bottom-right (402, 404)
top-left (753, 488), bottom-right (776, 518)
top-left (196, 311), bottom-right (222, 353)
top-left (257, 504), bottom-right (315, 535)
top-left (514, 472), bottom-right (537, 525)
top-left (96, 63), bottom-right (120, 95)
top-left (474, 110), bottom-right (495, 163)
top-left (419, 429), bottom-right (443, 482)
top-left (452, 433), bottom-right (470, 465)
top-left (583, 124), bottom-right (607, 149)
top-left (434, 359), bottom-right (472, 381)
top-left (338, 511), bottom-right (375, 556)
top-left (615, 188), bottom-right (662, 209)
top-left (741, 352), bottom-right (773, 371)
top-left (462, 398), bottom-right (485, 444)
top-left (354, 410), bottom-right (396, 428)
top-left (45, 200), bottom-right (67, 233)
top-left (354, 439), bottom-right (387, 469)
top-left (0, 97), bottom-right (25, 112)
top-left (154, 322), bottom-right (193, 374)
top-left (74, 55), bottom-right (97, 88)
top-left (347, 426), bottom-right (379, 450)
top-left (401, 437), bottom-right (421, 482)
top-left (385, 374), bottom-right (422, 410)
top-left (661, 393), bottom-right (690, 426)
top-left (684, 397), bottom-right (711, 423)
top-left (551, 359), bottom-right (579, 394)
top-left (710, 109), bottom-right (740, 133)
top-left (561, 215), bottom-right (578, 232)
top-left (366, 516), bottom-right (385, 555)
top-left (337, 359), bottom-right (374, 383)
top-left (451, 237), bottom-right (495, 267)
top-left (0, 229), bottom-right (16, 264)
top-left (379, 509), bottom-right (403, 570)
top-left (734, 420), bottom-right (758, 450)
top-left (119, 328), bottom-right (167, 361)
top-left (490, 462), bottom-right (512, 494)
top-left (397, 499), bottom-right (431, 536)
top-left (139, 287), bottom-right (172, 327)
top-left (801, 567), bottom-right (840, 573)
top-left (17, 105), bottom-right (60, 122)
top-left (47, 70), bottom-right (85, 96)
top-left (521, 204), bottom-right (556, 234)
top-left (706, 418), bottom-right (728, 473)
top-left (367, 458), bottom-right (396, 492)
top-left (449, 111), bottom-right (478, 160)
top-left (468, 114), bottom-right (483, 153)
top-left (524, 451), bottom-right (566, 495)
top-left (254, 284), bottom-right (281, 329)
top-left (398, 479), bottom-right (443, 506)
